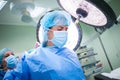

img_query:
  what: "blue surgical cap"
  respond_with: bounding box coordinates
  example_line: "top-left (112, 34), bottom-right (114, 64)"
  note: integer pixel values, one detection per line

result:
top-left (40, 10), bottom-right (72, 29)
top-left (0, 48), bottom-right (12, 64)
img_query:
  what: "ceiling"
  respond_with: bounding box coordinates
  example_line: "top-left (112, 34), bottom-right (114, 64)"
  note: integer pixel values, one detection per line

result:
top-left (0, 0), bottom-right (60, 26)
top-left (1, 0), bottom-right (120, 54)
top-left (0, 0), bottom-right (119, 27)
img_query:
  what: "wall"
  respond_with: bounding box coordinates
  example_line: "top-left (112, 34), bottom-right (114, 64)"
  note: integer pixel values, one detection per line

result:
top-left (80, 22), bottom-right (120, 80)
top-left (0, 25), bottom-right (36, 56)
top-left (101, 24), bottom-right (120, 69)
top-left (79, 0), bottom-right (120, 73)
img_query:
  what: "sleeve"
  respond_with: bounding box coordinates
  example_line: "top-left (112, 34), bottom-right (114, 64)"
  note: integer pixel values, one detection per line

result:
top-left (3, 57), bottom-right (30, 80)
top-left (3, 70), bottom-right (20, 80)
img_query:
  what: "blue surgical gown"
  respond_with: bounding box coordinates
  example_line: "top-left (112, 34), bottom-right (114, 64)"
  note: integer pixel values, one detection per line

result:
top-left (3, 47), bottom-right (86, 80)
top-left (0, 70), bottom-right (6, 80)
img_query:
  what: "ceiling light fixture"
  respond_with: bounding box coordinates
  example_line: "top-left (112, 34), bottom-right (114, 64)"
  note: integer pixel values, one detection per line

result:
top-left (10, 0), bottom-right (35, 23)
top-left (0, 0), bottom-right (7, 11)
top-left (57, 0), bottom-right (117, 28)
top-left (29, 7), bottom-right (46, 18)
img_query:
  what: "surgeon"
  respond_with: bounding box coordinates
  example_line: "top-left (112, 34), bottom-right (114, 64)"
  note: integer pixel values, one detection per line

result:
top-left (3, 10), bottom-right (86, 80)
top-left (0, 48), bottom-right (18, 80)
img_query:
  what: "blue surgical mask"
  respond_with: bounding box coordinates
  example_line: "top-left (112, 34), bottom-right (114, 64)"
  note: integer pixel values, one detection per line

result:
top-left (5, 55), bottom-right (18, 69)
top-left (49, 31), bottom-right (68, 48)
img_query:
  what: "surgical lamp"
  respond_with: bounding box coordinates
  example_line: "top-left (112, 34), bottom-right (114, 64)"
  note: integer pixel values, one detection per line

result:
top-left (10, 0), bottom-right (35, 23)
top-left (57, 0), bottom-right (117, 28)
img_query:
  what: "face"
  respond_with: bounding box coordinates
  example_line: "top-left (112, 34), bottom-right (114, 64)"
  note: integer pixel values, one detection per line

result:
top-left (2, 51), bottom-right (14, 70)
top-left (47, 26), bottom-right (68, 40)
top-left (3, 51), bottom-right (14, 60)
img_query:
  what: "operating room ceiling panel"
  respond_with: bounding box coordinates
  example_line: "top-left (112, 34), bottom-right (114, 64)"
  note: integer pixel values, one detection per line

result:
top-left (0, 0), bottom-right (60, 26)
top-left (0, 0), bottom-right (119, 27)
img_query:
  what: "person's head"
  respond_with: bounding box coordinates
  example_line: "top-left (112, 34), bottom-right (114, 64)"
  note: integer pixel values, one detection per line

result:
top-left (40, 10), bottom-right (72, 48)
top-left (0, 48), bottom-right (18, 71)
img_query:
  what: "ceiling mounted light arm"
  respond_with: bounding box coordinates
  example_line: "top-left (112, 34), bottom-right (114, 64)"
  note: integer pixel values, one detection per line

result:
top-left (116, 15), bottom-right (120, 24)
top-left (57, 0), bottom-right (117, 28)
top-left (21, 8), bottom-right (33, 23)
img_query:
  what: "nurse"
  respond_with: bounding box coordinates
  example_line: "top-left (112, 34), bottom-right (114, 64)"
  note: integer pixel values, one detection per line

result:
top-left (0, 48), bottom-right (18, 80)
top-left (4, 10), bottom-right (86, 80)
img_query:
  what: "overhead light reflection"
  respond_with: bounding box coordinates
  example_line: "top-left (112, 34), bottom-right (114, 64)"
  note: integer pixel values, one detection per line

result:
top-left (58, 0), bottom-right (107, 27)
top-left (28, 7), bottom-right (46, 18)
top-left (0, 0), bottom-right (7, 11)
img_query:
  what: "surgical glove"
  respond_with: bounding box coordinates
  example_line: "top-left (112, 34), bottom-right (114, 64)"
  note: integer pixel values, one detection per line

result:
top-left (5, 55), bottom-right (18, 69)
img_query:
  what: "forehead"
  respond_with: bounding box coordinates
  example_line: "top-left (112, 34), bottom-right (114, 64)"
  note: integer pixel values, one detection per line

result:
top-left (4, 51), bottom-right (14, 56)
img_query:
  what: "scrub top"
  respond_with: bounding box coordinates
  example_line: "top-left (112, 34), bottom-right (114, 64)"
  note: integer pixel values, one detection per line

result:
top-left (4, 47), bottom-right (86, 80)
top-left (0, 70), bottom-right (6, 80)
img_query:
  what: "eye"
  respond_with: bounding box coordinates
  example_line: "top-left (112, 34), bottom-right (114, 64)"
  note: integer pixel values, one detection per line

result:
top-left (57, 26), bottom-right (68, 31)
top-left (4, 54), bottom-right (9, 58)
top-left (56, 27), bottom-right (62, 31)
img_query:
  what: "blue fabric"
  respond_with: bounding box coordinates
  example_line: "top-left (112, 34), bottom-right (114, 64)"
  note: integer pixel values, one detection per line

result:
top-left (27, 49), bottom-right (35, 54)
top-left (4, 70), bottom-right (20, 80)
top-left (40, 10), bottom-right (71, 29)
top-left (3, 46), bottom-right (86, 80)
top-left (0, 70), bottom-right (6, 80)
